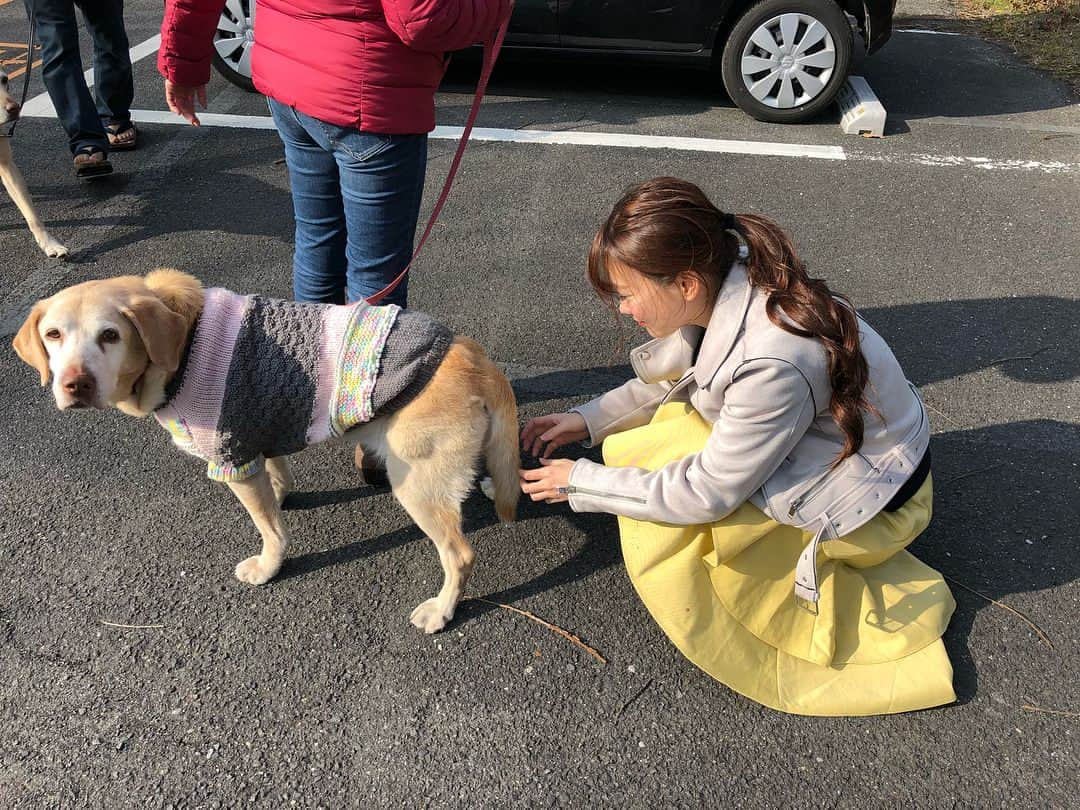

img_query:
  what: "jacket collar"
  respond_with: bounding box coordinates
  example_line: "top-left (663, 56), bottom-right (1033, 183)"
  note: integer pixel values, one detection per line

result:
top-left (692, 262), bottom-right (754, 387)
top-left (628, 261), bottom-right (755, 388)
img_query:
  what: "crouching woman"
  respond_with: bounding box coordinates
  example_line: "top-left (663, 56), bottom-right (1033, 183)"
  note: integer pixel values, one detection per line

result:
top-left (521, 177), bottom-right (955, 716)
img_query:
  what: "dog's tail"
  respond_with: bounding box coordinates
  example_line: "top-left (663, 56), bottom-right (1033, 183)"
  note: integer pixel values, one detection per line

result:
top-left (479, 350), bottom-right (520, 524)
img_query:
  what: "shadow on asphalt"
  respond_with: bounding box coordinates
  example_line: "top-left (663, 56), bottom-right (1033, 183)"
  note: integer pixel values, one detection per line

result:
top-left (438, 55), bottom-right (835, 128)
top-left (277, 441), bottom-right (613, 589)
top-left (922, 419), bottom-right (1078, 703)
top-left (16, 138), bottom-right (294, 264)
top-left (865, 296), bottom-right (1078, 386)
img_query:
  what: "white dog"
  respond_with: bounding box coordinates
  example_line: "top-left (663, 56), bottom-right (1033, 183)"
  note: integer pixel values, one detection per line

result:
top-left (0, 69), bottom-right (68, 258)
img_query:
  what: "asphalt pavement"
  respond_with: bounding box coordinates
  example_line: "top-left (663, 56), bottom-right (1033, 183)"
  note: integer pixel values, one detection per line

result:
top-left (0, 2), bottom-right (1077, 807)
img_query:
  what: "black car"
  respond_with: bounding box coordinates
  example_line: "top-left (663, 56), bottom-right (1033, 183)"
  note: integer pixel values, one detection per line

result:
top-left (212, 0), bottom-right (896, 123)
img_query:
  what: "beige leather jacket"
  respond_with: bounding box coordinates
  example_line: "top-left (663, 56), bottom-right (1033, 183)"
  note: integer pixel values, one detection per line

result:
top-left (568, 264), bottom-right (930, 601)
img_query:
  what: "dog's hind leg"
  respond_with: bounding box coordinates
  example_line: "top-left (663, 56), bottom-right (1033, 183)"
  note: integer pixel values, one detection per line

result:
top-left (387, 453), bottom-right (477, 634)
top-left (0, 139), bottom-right (68, 258)
top-left (227, 466), bottom-right (291, 585)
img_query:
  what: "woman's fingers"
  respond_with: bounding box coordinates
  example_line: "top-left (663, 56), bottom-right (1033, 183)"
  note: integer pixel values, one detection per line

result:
top-left (519, 459), bottom-right (572, 502)
top-left (538, 433), bottom-right (572, 458)
top-left (520, 466), bottom-right (556, 500)
top-left (522, 414), bottom-right (587, 458)
top-left (520, 416), bottom-right (555, 449)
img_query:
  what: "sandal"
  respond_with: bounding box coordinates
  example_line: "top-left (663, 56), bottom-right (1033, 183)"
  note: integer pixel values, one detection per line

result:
top-left (105, 120), bottom-right (138, 151)
top-left (73, 146), bottom-right (113, 179)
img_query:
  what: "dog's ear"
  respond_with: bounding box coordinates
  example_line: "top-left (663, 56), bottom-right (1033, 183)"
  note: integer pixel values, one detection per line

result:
top-left (143, 268), bottom-right (204, 324)
top-left (12, 300), bottom-right (50, 385)
top-left (121, 295), bottom-right (189, 373)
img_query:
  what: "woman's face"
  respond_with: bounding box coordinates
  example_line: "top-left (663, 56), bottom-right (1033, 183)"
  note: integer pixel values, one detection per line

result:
top-left (608, 264), bottom-right (703, 338)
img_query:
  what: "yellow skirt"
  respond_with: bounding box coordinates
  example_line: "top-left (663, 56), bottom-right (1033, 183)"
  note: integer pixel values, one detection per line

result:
top-left (604, 402), bottom-right (956, 716)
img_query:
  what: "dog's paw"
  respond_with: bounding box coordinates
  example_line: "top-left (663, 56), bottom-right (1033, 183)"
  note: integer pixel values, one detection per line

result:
top-left (479, 476), bottom-right (496, 501)
top-left (37, 234), bottom-right (68, 259)
top-left (410, 597), bottom-right (453, 634)
top-left (234, 555), bottom-right (279, 585)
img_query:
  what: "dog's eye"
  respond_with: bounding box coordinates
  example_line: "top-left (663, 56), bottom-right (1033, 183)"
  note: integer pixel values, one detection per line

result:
top-left (0, 76), bottom-right (7, 87)
top-left (44, 328), bottom-right (61, 341)
top-left (100, 328), bottom-right (120, 343)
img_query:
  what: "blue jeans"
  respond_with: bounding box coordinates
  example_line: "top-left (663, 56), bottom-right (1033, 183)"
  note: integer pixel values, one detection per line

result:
top-left (268, 98), bottom-right (427, 306)
top-left (26, 0), bottom-right (133, 155)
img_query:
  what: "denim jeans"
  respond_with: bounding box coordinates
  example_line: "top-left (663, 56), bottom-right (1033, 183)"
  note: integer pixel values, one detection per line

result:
top-left (267, 98), bottom-right (428, 307)
top-left (26, 0), bottom-right (133, 155)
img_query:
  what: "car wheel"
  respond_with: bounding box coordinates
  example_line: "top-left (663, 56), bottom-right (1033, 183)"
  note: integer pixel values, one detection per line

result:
top-left (211, 0), bottom-right (257, 93)
top-left (720, 0), bottom-right (852, 123)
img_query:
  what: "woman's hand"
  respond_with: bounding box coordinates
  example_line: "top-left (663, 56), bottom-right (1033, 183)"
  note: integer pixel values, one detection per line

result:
top-left (165, 80), bottom-right (208, 126)
top-left (520, 412), bottom-right (589, 458)
top-left (519, 458), bottom-right (574, 503)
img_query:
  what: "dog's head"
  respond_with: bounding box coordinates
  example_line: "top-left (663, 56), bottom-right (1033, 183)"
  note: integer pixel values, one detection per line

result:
top-left (12, 270), bottom-right (204, 412)
top-left (0, 70), bottom-right (20, 125)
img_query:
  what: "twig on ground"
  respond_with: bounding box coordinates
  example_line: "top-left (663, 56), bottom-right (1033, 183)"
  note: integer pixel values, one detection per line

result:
top-left (467, 597), bottom-right (606, 664)
top-left (944, 575), bottom-right (1053, 650)
top-left (100, 620), bottom-right (164, 629)
top-left (941, 463), bottom-right (1005, 485)
top-left (615, 677), bottom-right (654, 721)
top-left (923, 401), bottom-right (962, 428)
top-left (1022, 704), bottom-right (1080, 718)
top-left (989, 346), bottom-right (1051, 366)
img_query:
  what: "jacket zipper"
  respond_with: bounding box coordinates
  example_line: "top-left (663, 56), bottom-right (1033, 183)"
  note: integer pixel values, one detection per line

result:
top-left (659, 370), bottom-right (695, 405)
top-left (787, 470), bottom-right (833, 517)
top-left (788, 451), bottom-right (884, 518)
top-left (566, 485), bottom-right (648, 505)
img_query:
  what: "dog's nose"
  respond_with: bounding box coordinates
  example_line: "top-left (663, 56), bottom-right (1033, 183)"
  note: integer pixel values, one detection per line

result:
top-left (62, 371), bottom-right (96, 402)
top-left (4, 100), bottom-right (19, 120)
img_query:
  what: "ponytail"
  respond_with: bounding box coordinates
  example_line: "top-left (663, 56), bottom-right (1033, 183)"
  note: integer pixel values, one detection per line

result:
top-left (732, 213), bottom-right (875, 466)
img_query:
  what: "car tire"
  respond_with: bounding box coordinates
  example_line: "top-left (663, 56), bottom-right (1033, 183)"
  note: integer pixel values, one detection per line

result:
top-left (720, 0), bottom-right (853, 123)
top-left (211, 0), bottom-right (258, 94)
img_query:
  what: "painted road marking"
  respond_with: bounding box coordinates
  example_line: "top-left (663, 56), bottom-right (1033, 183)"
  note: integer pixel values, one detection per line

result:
top-left (0, 41), bottom-right (41, 79)
top-left (895, 29), bottom-right (964, 36)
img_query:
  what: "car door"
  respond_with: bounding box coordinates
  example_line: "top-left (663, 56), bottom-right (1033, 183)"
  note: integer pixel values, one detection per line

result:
top-left (558, 0), bottom-right (710, 52)
top-left (508, 0), bottom-right (559, 45)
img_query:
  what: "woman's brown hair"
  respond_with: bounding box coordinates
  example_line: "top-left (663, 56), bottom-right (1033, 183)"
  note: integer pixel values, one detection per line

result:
top-left (587, 177), bottom-right (874, 465)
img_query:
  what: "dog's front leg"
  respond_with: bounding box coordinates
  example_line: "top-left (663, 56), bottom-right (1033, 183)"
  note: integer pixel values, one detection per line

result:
top-left (265, 456), bottom-right (295, 507)
top-left (227, 468), bottom-right (291, 585)
top-left (0, 139), bottom-right (68, 258)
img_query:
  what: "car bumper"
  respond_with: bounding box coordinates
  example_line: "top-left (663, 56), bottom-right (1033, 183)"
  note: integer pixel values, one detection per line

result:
top-left (864, 0), bottom-right (897, 55)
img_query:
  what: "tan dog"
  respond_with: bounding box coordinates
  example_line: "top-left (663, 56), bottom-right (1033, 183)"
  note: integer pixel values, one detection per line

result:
top-left (0, 70), bottom-right (68, 258)
top-left (13, 270), bottom-right (520, 633)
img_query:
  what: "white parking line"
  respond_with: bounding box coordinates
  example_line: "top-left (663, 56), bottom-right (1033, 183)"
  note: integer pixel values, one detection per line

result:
top-left (895, 29), bottom-right (964, 36)
top-left (20, 34), bottom-right (163, 116)
top-left (113, 110), bottom-right (848, 160)
top-left (434, 126), bottom-right (848, 159)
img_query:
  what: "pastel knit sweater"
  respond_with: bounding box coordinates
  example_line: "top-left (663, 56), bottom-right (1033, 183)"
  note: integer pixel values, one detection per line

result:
top-left (154, 288), bottom-right (453, 481)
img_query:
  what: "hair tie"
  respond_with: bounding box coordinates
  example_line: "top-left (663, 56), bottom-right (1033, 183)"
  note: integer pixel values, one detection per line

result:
top-left (722, 212), bottom-right (739, 231)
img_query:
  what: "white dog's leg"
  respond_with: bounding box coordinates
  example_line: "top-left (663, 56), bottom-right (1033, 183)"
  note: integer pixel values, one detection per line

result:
top-left (0, 139), bottom-right (68, 258)
top-left (265, 456), bottom-right (295, 507)
top-left (227, 467), bottom-right (291, 585)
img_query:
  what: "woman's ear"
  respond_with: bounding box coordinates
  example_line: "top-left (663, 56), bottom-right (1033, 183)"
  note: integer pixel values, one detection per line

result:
top-left (677, 271), bottom-right (703, 302)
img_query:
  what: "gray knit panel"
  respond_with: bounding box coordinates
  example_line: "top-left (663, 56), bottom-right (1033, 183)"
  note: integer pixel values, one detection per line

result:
top-left (218, 297), bottom-right (328, 465)
top-left (371, 309), bottom-right (455, 416)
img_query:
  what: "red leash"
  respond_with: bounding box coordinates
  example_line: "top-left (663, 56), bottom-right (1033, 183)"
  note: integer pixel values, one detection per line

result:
top-left (364, 9), bottom-right (512, 305)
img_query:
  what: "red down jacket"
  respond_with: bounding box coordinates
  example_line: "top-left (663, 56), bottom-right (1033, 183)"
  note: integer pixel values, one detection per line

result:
top-left (158, 0), bottom-right (510, 133)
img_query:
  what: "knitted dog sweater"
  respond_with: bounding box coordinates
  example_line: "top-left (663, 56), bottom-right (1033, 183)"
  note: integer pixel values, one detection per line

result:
top-left (154, 288), bottom-right (453, 482)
